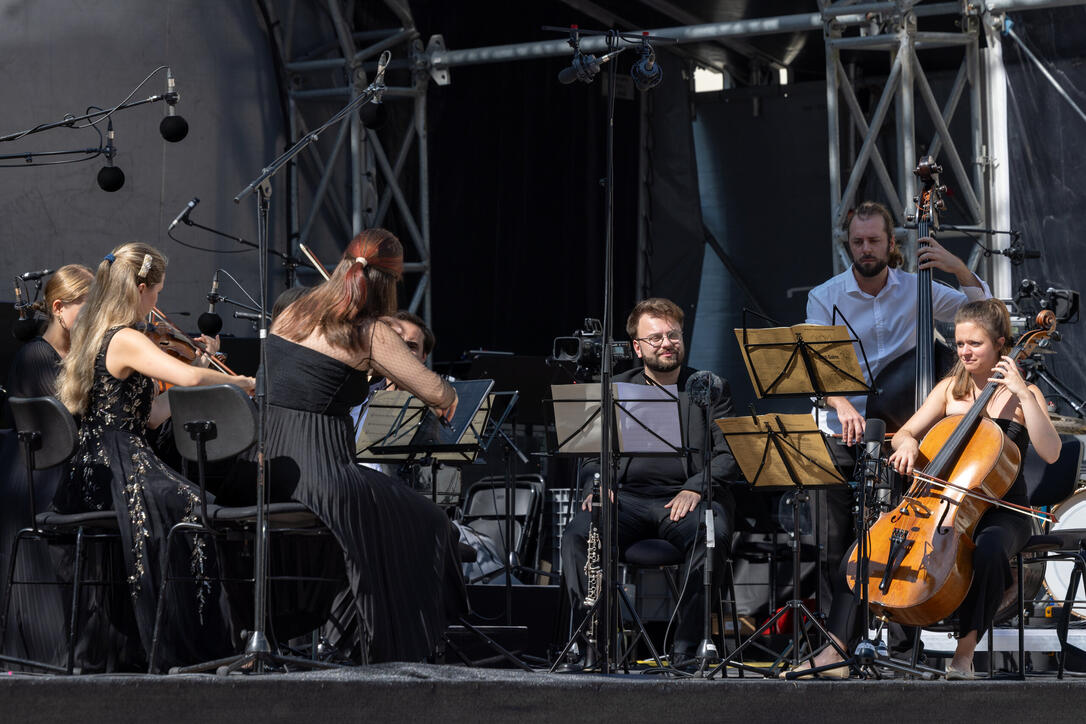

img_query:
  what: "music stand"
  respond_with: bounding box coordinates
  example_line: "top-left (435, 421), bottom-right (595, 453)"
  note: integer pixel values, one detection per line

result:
top-left (357, 386), bottom-right (497, 506)
top-left (708, 413), bottom-right (848, 678)
top-left (735, 310), bottom-right (872, 401)
top-left (546, 382), bottom-right (685, 673)
top-left (367, 380), bottom-right (494, 458)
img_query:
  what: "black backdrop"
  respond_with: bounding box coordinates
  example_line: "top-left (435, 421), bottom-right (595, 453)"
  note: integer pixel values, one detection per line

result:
top-left (414, 1), bottom-right (640, 365)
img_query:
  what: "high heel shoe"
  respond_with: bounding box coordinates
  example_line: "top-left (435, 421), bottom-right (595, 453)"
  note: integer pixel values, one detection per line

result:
top-left (945, 662), bottom-right (974, 680)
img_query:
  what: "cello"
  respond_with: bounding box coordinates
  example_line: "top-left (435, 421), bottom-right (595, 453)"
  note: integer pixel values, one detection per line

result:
top-left (846, 310), bottom-right (1059, 627)
top-left (865, 157), bottom-right (955, 432)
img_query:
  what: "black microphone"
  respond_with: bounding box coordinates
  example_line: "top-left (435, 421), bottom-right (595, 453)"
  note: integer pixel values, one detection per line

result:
top-left (688, 370), bottom-right (725, 408)
top-left (168, 197), bottom-right (200, 232)
top-left (630, 38), bottom-right (662, 91)
top-left (12, 281), bottom-right (40, 342)
top-left (558, 49), bottom-right (622, 85)
top-left (96, 118), bottom-right (125, 192)
top-left (230, 312), bottom-right (268, 323)
top-left (999, 242), bottom-right (1041, 264)
top-left (862, 418), bottom-right (891, 512)
top-left (197, 270), bottom-right (223, 337)
top-left (19, 268), bottom-right (55, 281)
top-left (159, 68), bottom-right (189, 143)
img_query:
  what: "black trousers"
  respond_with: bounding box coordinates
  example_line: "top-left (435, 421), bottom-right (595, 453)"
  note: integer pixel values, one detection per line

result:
top-left (560, 489), bottom-right (733, 654)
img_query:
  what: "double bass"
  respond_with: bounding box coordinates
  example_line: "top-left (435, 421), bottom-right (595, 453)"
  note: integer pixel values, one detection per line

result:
top-left (865, 157), bottom-right (955, 432)
top-left (846, 311), bottom-right (1059, 627)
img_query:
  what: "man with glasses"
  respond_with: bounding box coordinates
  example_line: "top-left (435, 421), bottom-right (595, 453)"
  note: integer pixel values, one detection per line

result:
top-left (560, 297), bottom-right (740, 667)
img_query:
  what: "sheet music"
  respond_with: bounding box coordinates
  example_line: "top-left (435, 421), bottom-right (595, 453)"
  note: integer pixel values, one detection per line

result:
top-left (355, 390), bottom-right (425, 461)
top-left (431, 395), bottom-right (492, 463)
top-left (551, 384), bottom-right (602, 455)
top-left (613, 382), bottom-right (682, 454)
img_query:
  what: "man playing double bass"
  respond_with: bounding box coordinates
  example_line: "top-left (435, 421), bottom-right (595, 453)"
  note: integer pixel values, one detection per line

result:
top-left (807, 200), bottom-right (992, 450)
top-left (794, 200), bottom-right (992, 676)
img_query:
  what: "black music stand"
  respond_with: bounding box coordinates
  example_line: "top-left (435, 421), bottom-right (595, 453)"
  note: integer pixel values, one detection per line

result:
top-left (707, 413), bottom-right (848, 678)
top-left (735, 309), bottom-right (872, 402)
top-left (546, 381), bottom-right (686, 673)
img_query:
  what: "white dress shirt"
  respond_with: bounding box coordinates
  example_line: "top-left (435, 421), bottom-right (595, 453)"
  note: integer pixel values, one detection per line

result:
top-left (806, 265), bottom-right (991, 433)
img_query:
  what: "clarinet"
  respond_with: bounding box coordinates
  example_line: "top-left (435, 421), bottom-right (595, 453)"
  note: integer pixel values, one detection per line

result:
top-left (582, 473), bottom-right (602, 657)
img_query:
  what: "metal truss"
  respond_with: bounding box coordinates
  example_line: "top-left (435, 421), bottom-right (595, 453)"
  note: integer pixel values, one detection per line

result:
top-left (247, 1), bottom-right (1085, 317)
top-left (255, 0), bottom-right (433, 321)
top-left (821, 0), bottom-right (1085, 296)
top-left (821, 1), bottom-right (989, 276)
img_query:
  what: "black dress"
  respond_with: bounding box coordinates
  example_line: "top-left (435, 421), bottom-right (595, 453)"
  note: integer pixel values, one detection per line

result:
top-left (222, 333), bottom-right (466, 663)
top-left (955, 418), bottom-right (1033, 637)
top-left (54, 326), bottom-right (233, 671)
top-left (0, 337), bottom-right (70, 668)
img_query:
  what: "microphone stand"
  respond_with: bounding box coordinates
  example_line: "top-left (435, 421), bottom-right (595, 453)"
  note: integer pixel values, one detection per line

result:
top-left (0, 66), bottom-right (178, 165)
top-left (674, 386), bottom-right (721, 678)
top-left (183, 52), bottom-right (389, 676)
top-left (543, 23), bottom-right (671, 675)
top-left (174, 217), bottom-right (304, 286)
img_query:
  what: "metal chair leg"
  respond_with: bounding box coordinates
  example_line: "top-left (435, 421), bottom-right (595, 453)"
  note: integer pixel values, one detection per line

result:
top-left (1056, 553), bottom-right (1086, 680)
top-left (66, 527), bottom-right (88, 676)
top-left (0, 530), bottom-right (29, 639)
top-left (1017, 552), bottom-right (1026, 680)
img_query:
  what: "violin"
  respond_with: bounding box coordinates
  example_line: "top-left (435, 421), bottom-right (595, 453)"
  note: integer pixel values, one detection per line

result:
top-left (142, 307), bottom-right (239, 393)
top-left (846, 310), bottom-right (1059, 627)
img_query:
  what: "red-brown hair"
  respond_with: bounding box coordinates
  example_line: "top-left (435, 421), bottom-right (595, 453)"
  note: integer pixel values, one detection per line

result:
top-left (274, 228), bottom-right (404, 352)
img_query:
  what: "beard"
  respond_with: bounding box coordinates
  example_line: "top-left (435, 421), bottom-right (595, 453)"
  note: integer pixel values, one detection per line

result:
top-left (643, 350), bottom-right (683, 374)
top-left (853, 257), bottom-right (888, 278)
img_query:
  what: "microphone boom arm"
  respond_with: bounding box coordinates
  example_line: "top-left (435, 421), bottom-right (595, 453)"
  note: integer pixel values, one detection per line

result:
top-left (234, 50), bottom-right (391, 203)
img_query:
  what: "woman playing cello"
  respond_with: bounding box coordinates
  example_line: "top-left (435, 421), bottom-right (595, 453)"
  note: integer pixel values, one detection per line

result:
top-left (885, 298), bottom-right (1060, 678)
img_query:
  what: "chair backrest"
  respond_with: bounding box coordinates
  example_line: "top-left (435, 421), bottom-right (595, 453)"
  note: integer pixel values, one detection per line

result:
top-left (1025, 435), bottom-right (1084, 508)
top-left (168, 384), bottom-right (257, 462)
top-left (9, 396), bottom-right (78, 470)
top-left (463, 484), bottom-right (540, 518)
top-left (461, 475), bottom-right (544, 561)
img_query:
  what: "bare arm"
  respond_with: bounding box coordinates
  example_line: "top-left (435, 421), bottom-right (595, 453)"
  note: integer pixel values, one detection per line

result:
top-left (106, 328), bottom-right (255, 392)
top-left (888, 378), bottom-right (952, 476)
top-left (990, 355), bottom-right (1061, 463)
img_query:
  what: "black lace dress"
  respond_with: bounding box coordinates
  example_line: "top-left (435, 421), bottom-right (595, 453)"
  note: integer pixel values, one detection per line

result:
top-left (54, 326), bottom-right (233, 671)
top-left (221, 331), bottom-right (466, 663)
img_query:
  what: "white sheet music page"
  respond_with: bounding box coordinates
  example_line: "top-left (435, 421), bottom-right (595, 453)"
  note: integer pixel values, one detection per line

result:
top-left (613, 382), bottom-right (682, 454)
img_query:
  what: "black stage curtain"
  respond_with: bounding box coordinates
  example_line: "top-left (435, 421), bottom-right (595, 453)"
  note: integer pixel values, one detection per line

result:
top-left (415, 1), bottom-right (639, 362)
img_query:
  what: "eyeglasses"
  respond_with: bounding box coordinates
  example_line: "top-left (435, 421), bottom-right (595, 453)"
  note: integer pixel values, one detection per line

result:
top-left (636, 330), bottom-right (682, 348)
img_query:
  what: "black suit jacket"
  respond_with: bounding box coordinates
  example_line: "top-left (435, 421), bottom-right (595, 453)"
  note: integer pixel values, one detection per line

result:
top-left (584, 366), bottom-right (742, 496)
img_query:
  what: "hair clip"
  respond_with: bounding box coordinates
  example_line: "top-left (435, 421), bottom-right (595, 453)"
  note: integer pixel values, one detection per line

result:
top-left (355, 256), bottom-right (368, 268)
top-left (137, 253), bottom-right (153, 279)
top-left (103, 253), bottom-right (116, 265)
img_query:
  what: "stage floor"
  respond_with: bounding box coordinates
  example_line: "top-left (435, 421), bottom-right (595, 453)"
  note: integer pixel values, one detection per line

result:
top-left (2, 663), bottom-right (1084, 723)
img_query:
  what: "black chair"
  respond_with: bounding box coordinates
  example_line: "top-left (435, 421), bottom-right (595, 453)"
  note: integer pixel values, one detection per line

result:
top-left (1, 396), bottom-right (122, 675)
top-left (460, 475), bottom-right (544, 581)
top-left (148, 384), bottom-right (339, 674)
top-left (1007, 435), bottom-right (1086, 679)
top-left (617, 538), bottom-right (743, 672)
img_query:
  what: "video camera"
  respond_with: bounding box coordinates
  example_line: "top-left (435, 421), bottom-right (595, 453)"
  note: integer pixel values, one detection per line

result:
top-left (1015, 280), bottom-right (1079, 324)
top-left (550, 318), bottom-right (632, 380)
